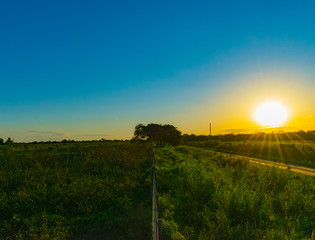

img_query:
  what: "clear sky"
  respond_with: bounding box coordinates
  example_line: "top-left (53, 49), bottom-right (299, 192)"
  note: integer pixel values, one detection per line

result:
top-left (1, 0), bottom-right (315, 142)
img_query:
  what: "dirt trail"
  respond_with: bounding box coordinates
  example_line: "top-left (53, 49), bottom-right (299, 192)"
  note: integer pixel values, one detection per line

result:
top-left (213, 151), bottom-right (315, 177)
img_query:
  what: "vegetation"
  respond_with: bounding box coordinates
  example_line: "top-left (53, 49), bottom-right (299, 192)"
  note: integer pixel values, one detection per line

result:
top-left (1, 127), bottom-right (314, 239)
top-left (0, 142), bottom-right (152, 239)
top-left (155, 146), bottom-right (315, 240)
top-left (182, 130), bottom-right (315, 142)
top-left (0, 137), bottom-right (14, 145)
top-left (133, 123), bottom-right (182, 146)
top-left (183, 139), bottom-right (315, 168)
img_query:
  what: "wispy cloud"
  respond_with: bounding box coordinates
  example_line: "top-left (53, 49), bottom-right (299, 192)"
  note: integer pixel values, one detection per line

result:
top-left (29, 130), bottom-right (65, 137)
top-left (75, 134), bottom-right (112, 137)
top-left (220, 126), bottom-right (299, 133)
top-left (29, 130), bottom-right (111, 140)
top-left (219, 127), bottom-right (257, 133)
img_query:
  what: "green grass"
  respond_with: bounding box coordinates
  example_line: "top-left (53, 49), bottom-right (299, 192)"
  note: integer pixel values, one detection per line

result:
top-left (155, 146), bottom-right (315, 240)
top-left (1, 141), bottom-right (314, 239)
top-left (0, 142), bottom-right (152, 240)
top-left (184, 140), bottom-right (315, 168)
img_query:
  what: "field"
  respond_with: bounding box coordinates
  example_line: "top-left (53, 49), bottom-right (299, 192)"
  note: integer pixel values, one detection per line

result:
top-left (0, 142), bottom-right (152, 240)
top-left (155, 146), bottom-right (315, 240)
top-left (184, 139), bottom-right (315, 168)
top-left (0, 141), bottom-right (314, 239)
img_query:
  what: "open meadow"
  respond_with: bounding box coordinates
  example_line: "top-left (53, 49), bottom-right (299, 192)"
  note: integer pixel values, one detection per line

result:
top-left (155, 146), bottom-right (315, 240)
top-left (0, 142), bottom-right (152, 240)
top-left (0, 141), bottom-right (314, 239)
top-left (183, 138), bottom-right (315, 168)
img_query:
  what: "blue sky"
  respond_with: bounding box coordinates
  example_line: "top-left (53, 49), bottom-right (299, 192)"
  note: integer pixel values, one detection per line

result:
top-left (1, 1), bottom-right (315, 141)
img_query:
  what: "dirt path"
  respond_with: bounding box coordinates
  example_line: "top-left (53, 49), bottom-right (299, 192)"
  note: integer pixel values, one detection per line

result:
top-left (212, 150), bottom-right (315, 177)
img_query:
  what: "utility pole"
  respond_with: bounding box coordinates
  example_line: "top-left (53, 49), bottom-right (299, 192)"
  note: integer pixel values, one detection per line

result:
top-left (210, 122), bottom-right (211, 137)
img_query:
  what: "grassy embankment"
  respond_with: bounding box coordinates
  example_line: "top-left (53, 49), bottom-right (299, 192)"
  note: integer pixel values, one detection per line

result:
top-left (184, 140), bottom-right (315, 168)
top-left (155, 146), bottom-right (315, 240)
top-left (0, 142), bottom-right (152, 240)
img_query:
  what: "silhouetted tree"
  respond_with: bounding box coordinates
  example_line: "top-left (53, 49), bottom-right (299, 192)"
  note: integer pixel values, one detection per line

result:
top-left (5, 137), bottom-right (14, 144)
top-left (133, 123), bottom-right (181, 146)
top-left (0, 138), bottom-right (3, 145)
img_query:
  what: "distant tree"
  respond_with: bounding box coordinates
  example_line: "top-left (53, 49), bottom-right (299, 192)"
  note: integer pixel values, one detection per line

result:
top-left (5, 137), bottom-right (14, 144)
top-left (133, 123), bottom-right (181, 146)
top-left (0, 138), bottom-right (3, 145)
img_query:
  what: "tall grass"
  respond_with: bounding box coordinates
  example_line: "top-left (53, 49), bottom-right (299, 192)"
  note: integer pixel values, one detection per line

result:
top-left (155, 146), bottom-right (315, 240)
top-left (185, 140), bottom-right (315, 168)
top-left (0, 142), bottom-right (152, 240)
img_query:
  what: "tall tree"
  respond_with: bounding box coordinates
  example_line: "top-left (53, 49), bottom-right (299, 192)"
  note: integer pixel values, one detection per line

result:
top-left (133, 123), bottom-right (181, 146)
top-left (5, 137), bottom-right (14, 144)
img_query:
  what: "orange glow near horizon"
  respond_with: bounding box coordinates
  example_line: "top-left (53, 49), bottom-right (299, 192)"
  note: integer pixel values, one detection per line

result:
top-left (156, 71), bottom-right (314, 137)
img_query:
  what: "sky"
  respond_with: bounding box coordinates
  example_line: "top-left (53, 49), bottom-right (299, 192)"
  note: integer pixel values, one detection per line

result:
top-left (1, 0), bottom-right (315, 142)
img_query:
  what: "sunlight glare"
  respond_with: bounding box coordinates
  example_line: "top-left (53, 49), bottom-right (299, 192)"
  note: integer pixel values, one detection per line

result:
top-left (254, 101), bottom-right (288, 127)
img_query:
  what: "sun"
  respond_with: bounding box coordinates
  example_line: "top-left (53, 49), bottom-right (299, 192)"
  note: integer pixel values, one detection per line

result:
top-left (254, 101), bottom-right (288, 127)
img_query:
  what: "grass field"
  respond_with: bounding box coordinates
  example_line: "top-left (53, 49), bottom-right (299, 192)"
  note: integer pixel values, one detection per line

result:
top-left (1, 142), bottom-right (314, 239)
top-left (0, 142), bottom-right (152, 240)
top-left (184, 140), bottom-right (315, 168)
top-left (155, 146), bottom-right (315, 240)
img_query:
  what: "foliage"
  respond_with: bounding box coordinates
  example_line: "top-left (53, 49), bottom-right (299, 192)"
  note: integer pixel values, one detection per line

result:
top-left (133, 123), bottom-right (181, 146)
top-left (155, 146), bottom-right (315, 240)
top-left (1, 136), bottom-right (313, 239)
top-left (182, 130), bottom-right (315, 142)
top-left (184, 139), bottom-right (315, 168)
top-left (5, 137), bottom-right (14, 144)
top-left (0, 142), bottom-right (152, 239)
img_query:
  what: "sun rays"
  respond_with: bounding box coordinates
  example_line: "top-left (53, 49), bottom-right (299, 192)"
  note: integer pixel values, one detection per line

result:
top-left (234, 130), bottom-right (314, 166)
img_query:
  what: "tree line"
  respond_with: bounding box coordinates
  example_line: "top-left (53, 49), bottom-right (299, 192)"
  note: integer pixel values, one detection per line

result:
top-left (182, 130), bottom-right (315, 142)
top-left (0, 137), bottom-right (14, 145)
top-left (2, 126), bottom-right (314, 145)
